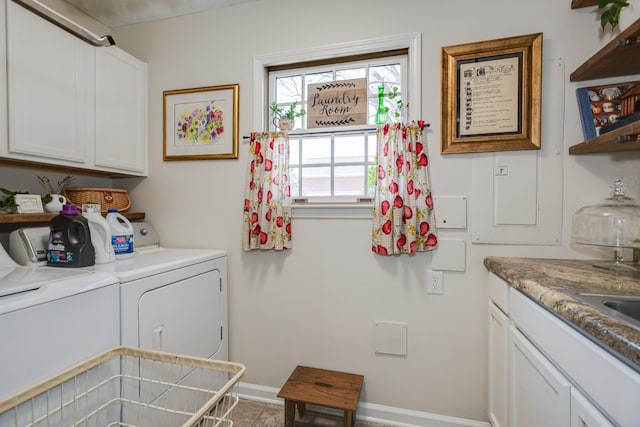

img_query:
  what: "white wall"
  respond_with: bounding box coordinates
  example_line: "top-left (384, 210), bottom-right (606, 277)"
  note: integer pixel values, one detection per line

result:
top-left (4, 0), bottom-right (640, 422)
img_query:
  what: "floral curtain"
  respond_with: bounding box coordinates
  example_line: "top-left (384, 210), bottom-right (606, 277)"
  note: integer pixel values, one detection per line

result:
top-left (243, 132), bottom-right (292, 251)
top-left (372, 121), bottom-right (437, 255)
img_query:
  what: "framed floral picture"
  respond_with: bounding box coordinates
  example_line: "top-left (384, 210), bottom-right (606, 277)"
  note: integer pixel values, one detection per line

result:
top-left (163, 84), bottom-right (239, 160)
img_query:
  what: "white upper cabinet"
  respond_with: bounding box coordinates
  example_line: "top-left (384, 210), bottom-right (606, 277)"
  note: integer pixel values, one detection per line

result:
top-left (1, 0), bottom-right (148, 177)
top-left (5, 0), bottom-right (93, 165)
top-left (94, 47), bottom-right (147, 176)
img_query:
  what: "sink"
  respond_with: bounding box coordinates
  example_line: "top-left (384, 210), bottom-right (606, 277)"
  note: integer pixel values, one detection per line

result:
top-left (603, 299), bottom-right (640, 322)
top-left (566, 292), bottom-right (640, 331)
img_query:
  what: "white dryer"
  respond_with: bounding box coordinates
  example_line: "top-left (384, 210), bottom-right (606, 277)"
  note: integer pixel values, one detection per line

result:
top-left (0, 243), bottom-right (119, 401)
top-left (9, 222), bottom-right (228, 361)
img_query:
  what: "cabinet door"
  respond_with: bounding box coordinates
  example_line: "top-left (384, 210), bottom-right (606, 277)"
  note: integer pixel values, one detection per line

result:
top-left (95, 47), bottom-right (148, 176)
top-left (488, 300), bottom-right (509, 427)
top-left (571, 389), bottom-right (615, 427)
top-left (6, 1), bottom-right (93, 165)
top-left (510, 325), bottom-right (571, 427)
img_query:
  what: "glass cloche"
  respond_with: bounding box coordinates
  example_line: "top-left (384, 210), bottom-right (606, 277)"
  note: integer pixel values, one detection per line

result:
top-left (571, 179), bottom-right (640, 271)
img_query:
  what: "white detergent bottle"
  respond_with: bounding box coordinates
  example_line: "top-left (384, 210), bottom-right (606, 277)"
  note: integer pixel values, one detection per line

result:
top-left (82, 204), bottom-right (116, 264)
top-left (106, 209), bottom-right (134, 259)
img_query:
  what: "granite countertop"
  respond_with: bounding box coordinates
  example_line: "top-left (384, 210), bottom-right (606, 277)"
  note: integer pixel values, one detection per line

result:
top-left (484, 257), bottom-right (640, 370)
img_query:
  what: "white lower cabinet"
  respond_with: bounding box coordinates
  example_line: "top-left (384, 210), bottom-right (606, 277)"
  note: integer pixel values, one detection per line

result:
top-left (488, 301), bottom-right (509, 427)
top-left (509, 325), bottom-right (571, 426)
top-left (571, 389), bottom-right (615, 427)
top-left (487, 273), bottom-right (625, 427)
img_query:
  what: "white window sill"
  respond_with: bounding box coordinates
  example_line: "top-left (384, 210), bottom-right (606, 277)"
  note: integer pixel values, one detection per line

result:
top-left (292, 203), bottom-right (373, 219)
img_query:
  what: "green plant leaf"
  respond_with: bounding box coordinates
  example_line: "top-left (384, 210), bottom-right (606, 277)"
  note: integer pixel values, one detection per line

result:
top-left (599, 0), bottom-right (629, 30)
top-left (0, 187), bottom-right (15, 196)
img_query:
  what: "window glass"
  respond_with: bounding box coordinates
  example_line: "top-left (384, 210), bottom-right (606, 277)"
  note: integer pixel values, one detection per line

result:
top-left (301, 137), bottom-right (331, 165)
top-left (302, 167), bottom-right (331, 196)
top-left (335, 165), bottom-right (365, 196)
top-left (336, 68), bottom-right (366, 80)
top-left (334, 135), bottom-right (364, 163)
top-left (275, 76), bottom-right (303, 103)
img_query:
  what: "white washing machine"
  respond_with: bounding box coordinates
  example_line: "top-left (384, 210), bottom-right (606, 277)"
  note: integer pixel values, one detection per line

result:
top-left (9, 222), bottom-right (228, 362)
top-left (0, 243), bottom-right (119, 401)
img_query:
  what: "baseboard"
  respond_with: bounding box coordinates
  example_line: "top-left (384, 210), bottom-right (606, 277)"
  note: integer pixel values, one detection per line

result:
top-left (236, 382), bottom-right (491, 427)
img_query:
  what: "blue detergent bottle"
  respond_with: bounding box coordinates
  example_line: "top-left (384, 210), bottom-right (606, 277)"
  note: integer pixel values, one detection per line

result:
top-left (106, 209), bottom-right (134, 259)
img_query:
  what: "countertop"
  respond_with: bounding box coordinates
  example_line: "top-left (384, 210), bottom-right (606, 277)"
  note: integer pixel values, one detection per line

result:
top-left (484, 257), bottom-right (640, 369)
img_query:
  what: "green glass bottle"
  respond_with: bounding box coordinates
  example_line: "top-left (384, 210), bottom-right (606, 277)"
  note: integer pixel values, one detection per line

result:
top-left (375, 85), bottom-right (386, 124)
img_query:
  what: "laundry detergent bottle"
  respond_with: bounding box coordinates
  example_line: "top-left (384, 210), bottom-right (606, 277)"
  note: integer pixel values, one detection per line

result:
top-left (47, 203), bottom-right (95, 267)
top-left (82, 204), bottom-right (116, 264)
top-left (106, 209), bottom-right (134, 259)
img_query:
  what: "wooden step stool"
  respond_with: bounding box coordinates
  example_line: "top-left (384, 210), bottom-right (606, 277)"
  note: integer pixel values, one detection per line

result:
top-left (277, 365), bottom-right (364, 427)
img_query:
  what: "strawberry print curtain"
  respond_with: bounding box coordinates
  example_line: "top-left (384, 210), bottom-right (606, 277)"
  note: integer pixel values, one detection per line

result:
top-left (372, 122), bottom-right (437, 255)
top-left (242, 132), bottom-right (292, 251)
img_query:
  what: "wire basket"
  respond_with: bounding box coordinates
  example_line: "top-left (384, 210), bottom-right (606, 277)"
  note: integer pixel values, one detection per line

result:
top-left (0, 346), bottom-right (246, 427)
top-left (64, 187), bottom-right (131, 213)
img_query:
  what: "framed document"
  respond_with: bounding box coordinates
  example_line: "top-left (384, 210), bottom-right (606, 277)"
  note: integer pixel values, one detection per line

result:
top-left (441, 33), bottom-right (542, 154)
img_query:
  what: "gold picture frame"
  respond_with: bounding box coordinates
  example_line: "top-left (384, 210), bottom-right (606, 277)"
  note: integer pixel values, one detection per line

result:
top-left (163, 84), bottom-right (239, 160)
top-left (441, 33), bottom-right (542, 154)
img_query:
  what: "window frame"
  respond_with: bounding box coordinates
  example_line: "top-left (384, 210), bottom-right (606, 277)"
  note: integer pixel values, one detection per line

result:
top-left (253, 33), bottom-right (422, 218)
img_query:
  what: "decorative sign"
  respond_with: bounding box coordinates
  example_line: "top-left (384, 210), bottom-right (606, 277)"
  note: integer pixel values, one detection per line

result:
top-left (307, 78), bottom-right (367, 128)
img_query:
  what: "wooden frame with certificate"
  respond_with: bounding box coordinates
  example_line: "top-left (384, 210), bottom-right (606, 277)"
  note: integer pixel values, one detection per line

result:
top-left (441, 33), bottom-right (542, 154)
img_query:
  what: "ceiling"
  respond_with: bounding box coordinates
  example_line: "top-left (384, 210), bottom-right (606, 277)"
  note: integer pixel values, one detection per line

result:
top-left (62, 0), bottom-right (262, 27)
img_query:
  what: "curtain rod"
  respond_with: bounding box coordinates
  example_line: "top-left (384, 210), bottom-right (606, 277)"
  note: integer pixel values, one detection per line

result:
top-left (12, 0), bottom-right (115, 47)
top-left (242, 123), bottom-right (430, 140)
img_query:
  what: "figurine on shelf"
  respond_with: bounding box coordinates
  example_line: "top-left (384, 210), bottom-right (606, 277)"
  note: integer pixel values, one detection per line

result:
top-left (37, 175), bottom-right (75, 211)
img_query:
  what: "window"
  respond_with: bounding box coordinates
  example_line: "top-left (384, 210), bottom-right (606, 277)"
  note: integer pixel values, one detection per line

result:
top-left (269, 54), bottom-right (407, 202)
top-left (254, 33), bottom-right (422, 217)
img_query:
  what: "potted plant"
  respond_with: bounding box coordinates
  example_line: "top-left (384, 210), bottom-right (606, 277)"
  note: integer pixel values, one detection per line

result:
top-left (385, 86), bottom-right (408, 120)
top-left (270, 101), bottom-right (306, 130)
top-left (0, 187), bottom-right (28, 214)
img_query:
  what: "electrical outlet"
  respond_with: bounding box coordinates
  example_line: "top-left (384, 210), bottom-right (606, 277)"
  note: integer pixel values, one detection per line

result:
top-left (427, 270), bottom-right (444, 295)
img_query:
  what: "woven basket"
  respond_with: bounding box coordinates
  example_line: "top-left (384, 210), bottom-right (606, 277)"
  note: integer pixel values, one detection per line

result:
top-left (64, 188), bottom-right (131, 214)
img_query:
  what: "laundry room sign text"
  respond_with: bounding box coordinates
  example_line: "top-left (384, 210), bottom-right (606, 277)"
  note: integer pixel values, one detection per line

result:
top-left (307, 78), bottom-right (367, 128)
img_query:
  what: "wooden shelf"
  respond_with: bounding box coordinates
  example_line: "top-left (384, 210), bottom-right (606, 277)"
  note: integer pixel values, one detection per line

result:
top-left (571, 0), bottom-right (598, 9)
top-left (569, 120), bottom-right (640, 154)
top-left (0, 211), bottom-right (145, 225)
top-left (571, 18), bottom-right (640, 81)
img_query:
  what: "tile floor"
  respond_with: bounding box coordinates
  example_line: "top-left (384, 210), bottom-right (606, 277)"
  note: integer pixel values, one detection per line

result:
top-left (231, 399), bottom-right (398, 427)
